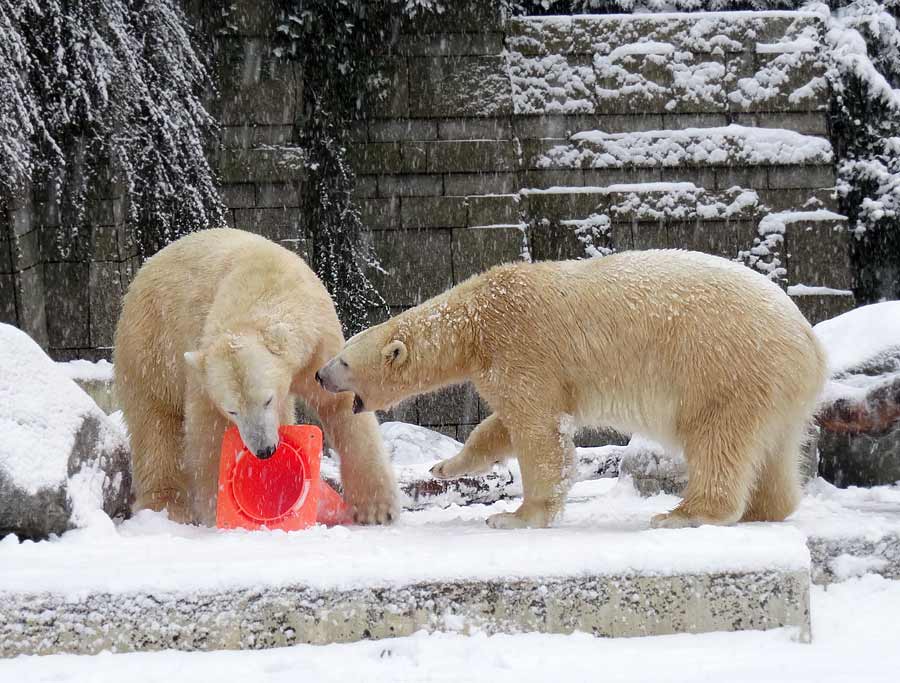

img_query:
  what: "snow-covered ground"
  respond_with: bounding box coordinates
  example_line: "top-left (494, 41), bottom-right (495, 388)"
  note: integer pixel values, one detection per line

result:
top-left (0, 479), bottom-right (811, 596)
top-left (0, 478), bottom-right (897, 680)
top-left (2, 573), bottom-right (899, 683)
top-left (1, 477), bottom-right (897, 596)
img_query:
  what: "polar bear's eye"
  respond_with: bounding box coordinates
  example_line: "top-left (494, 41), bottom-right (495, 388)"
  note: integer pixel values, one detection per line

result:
top-left (227, 410), bottom-right (238, 417)
top-left (264, 396), bottom-right (273, 408)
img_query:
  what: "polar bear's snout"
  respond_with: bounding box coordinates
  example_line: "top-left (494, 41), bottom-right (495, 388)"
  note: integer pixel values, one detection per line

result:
top-left (317, 358), bottom-right (368, 413)
top-left (316, 358), bottom-right (350, 394)
top-left (236, 416), bottom-right (280, 461)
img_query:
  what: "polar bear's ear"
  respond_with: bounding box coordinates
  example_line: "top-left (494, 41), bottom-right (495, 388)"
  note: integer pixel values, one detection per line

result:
top-left (183, 350), bottom-right (204, 371)
top-left (381, 340), bottom-right (408, 366)
top-left (263, 323), bottom-right (290, 356)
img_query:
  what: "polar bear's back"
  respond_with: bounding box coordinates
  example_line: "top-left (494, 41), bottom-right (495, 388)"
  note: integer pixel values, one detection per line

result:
top-left (531, 249), bottom-right (810, 339)
top-left (475, 249), bottom-right (826, 439)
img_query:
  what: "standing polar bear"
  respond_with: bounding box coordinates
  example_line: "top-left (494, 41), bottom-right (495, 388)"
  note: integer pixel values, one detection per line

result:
top-left (317, 250), bottom-right (827, 529)
top-left (115, 228), bottom-right (397, 526)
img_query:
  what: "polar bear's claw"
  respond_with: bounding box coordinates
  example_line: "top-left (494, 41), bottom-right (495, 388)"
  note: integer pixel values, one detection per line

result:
top-left (486, 512), bottom-right (529, 529)
top-left (351, 500), bottom-right (398, 526)
top-left (430, 460), bottom-right (454, 480)
top-left (650, 511), bottom-right (701, 529)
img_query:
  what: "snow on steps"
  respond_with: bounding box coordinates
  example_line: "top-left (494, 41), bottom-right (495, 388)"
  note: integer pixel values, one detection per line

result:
top-left (507, 11), bottom-right (828, 116)
top-left (535, 125), bottom-right (833, 170)
top-left (0, 480), bottom-right (811, 656)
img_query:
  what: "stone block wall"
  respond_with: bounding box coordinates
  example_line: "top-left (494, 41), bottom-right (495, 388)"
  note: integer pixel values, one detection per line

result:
top-left (0, 2), bottom-right (856, 440)
top-left (0, 177), bottom-right (135, 362)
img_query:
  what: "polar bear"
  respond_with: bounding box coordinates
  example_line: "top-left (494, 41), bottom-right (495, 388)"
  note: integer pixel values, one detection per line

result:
top-left (114, 228), bottom-right (397, 526)
top-left (316, 250), bottom-right (827, 530)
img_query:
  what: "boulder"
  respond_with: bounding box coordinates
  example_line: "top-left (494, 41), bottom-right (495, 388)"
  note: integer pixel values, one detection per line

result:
top-left (322, 421), bottom-right (514, 510)
top-left (618, 435), bottom-right (688, 497)
top-left (0, 324), bottom-right (132, 540)
top-left (814, 302), bottom-right (900, 487)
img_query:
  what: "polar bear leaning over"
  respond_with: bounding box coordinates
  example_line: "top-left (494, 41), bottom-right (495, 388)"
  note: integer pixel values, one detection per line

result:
top-left (115, 228), bottom-right (397, 526)
top-left (316, 249), bottom-right (827, 530)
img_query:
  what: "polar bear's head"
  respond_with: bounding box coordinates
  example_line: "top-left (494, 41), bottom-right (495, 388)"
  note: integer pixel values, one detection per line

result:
top-left (184, 329), bottom-right (294, 459)
top-left (316, 321), bottom-right (415, 414)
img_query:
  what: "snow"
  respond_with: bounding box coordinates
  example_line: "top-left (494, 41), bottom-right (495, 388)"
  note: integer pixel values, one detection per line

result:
top-left (0, 478), bottom-right (807, 597)
top-left (543, 125), bottom-right (833, 169)
top-left (3, 570), bottom-right (900, 683)
top-left (792, 478), bottom-right (900, 541)
top-left (829, 553), bottom-right (889, 580)
top-left (607, 41), bottom-right (674, 61)
top-left (826, 8), bottom-right (900, 111)
top-left (814, 301), bottom-right (900, 376)
top-left (2, 462), bottom-right (893, 600)
top-left (0, 324), bottom-right (123, 496)
top-left (743, 210), bottom-right (847, 282)
top-left (378, 420), bottom-right (461, 468)
top-left (507, 52), bottom-right (597, 115)
top-left (56, 359), bottom-right (114, 382)
top-left (579, 10), bottom-right (822, 23)
top-left (823, 1), bottom-right (900, 232)
top-left (509, 11), bottom-right (828, 116)
top-left (756, 38), bottom-right (817, 54)
top-left (787, 284), bottom-right (854, 296)
top-left (520, 182), bottom-right (700, 195)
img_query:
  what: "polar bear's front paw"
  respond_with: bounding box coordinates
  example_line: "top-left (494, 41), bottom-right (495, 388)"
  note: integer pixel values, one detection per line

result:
top-left (349, 498), bottom-right (398, 526)
top-left (650, 511), bottom-right (696, 529)
top-left (430, 458), bottom-right (458, 480)
top-left (486, 512), bottom-right (530, 529)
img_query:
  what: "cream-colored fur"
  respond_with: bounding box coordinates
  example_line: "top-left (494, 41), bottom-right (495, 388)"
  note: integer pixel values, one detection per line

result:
top-left (114, 228), bottom-right (398, 526)
top-left (317, 250), bottom-right (827, 530)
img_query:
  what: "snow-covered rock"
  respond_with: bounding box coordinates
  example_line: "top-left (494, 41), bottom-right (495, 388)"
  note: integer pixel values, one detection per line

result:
top-left (815, 301), bottom-right (900, 381)
top-left (322, 421), bottom-right (514, 511)
top-left (0, 324), bottom-right (131, 540)
top-left (814, 302), bottom-right (900, 487)
top-left (618, 435), bottom-right (688, 496)
top-left (379, 420), bottom-right (464, 469)
top-left (58, 359), bottom-right (119, 415)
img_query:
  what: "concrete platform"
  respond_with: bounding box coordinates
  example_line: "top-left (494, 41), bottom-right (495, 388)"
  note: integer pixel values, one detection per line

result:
top-left (0, 480), bottom-right (812, 656)
top-left (792, 479), bottom-right (900, 584)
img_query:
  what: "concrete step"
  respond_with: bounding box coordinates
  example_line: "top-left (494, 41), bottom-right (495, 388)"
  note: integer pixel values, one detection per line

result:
top-left (0, 480), bottom-right (811, 657)
top-left (3, 477), bottom-right (897, 657)
top-left (792, 480), bottom-right (900, 584)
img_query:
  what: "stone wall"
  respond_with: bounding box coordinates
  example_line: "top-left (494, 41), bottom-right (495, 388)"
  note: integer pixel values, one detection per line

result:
top-left (0, 2), bottom-right (855, 440)
top-left (0, 176), bottom-right (134, 362)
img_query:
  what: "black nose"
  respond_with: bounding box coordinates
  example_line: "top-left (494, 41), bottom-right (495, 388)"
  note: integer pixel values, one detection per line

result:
top-left (256, 445), bottom-right (276, 460)
top-left (315, 370), bottom-right (323, 387)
